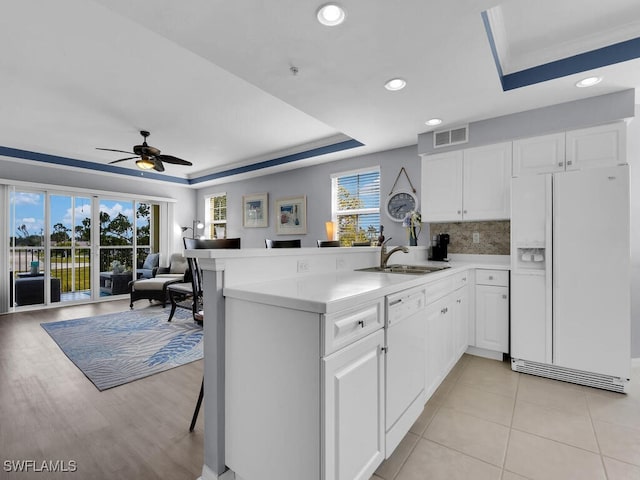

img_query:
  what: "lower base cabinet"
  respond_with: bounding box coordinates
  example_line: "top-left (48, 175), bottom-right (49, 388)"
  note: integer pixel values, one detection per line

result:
top-left (475, 269), bottom-right (510, 353)
top-left (225, 297), bottom-right (385, 480)
top-left (323, 330), bottom-right (385, 480)
top-left (424, 272), bottom-right (470, 402)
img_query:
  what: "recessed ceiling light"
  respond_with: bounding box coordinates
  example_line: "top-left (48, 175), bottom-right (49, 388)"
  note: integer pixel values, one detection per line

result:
top-left (317, 4), bottom-right (345, 26)
top-left (576, 76), bottom-right (602, 88)
top-left (425, 118), bottom-right (443, 126)
top-left (384, 78), bottom-right (407, 91)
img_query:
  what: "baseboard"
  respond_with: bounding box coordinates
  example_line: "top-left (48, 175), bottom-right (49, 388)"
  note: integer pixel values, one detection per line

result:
top-left (200, 465), bottom-right (235, 480)
top-left (465, 345), bottom-right (504, 361)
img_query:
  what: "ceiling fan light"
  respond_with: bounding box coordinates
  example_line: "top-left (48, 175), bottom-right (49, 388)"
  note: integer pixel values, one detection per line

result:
top-left (136, 157), bottom-right (155, 170)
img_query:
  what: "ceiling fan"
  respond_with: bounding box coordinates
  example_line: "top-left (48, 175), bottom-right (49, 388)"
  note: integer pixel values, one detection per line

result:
top-left (96, 130), bottom-right (192, 172)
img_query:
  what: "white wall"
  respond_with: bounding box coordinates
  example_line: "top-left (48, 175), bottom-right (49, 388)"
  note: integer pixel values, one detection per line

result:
top-left (628, 107), bottom-right (640, 358)
top-left (196, 145), bottom-right (424, 248)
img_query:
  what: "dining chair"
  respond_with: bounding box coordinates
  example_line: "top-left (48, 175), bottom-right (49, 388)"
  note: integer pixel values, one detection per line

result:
top-left (174, 237), bottom-right (241, 433)
top-left (265, 239), bottom-right (302, 248)
top-left (317, 240), bottom-right (340, 247)
top-left (167, 237), bottom-right (241, 323)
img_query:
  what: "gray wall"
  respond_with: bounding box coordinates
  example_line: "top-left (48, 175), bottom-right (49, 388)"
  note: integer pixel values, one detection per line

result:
top-left (196, 145), bottom-right (424, 248)
top-left (418, 89), bottom-right (635, 155)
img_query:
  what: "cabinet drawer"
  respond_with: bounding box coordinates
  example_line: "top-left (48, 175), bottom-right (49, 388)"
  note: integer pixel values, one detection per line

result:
top-left (425, 276), bottom-right (454, 304)
top-left (452, 270), bottom-right (470, 290)
top-left (476, 269), bottom-right (509, 287)
top-left (323, 300), bottom-right (383, 356)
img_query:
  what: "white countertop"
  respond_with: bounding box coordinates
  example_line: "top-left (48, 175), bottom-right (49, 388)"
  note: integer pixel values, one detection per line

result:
top-left (224, 258), bottom-right (509, 314)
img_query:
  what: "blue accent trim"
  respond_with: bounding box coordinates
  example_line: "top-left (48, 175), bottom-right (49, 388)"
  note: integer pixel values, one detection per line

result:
top-left (0, 138), bottom-right (364, 186)
top-left (0, 146), bottom-right (190, 184)
top-left (483, 9), bottom-right (640, 91)
top-left (501, 36), bottom-right (640, 91)
top-left (481, 10), bottom-right (505, 90)
top-left (189, 138), bottom-right (364, 185)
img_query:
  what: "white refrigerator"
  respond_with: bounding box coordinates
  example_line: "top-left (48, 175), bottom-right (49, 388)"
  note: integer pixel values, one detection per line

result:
top-left (510, 165), bottom-right (630, 392)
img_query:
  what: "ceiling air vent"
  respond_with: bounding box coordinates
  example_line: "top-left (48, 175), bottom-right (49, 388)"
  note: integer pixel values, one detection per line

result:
top-left (433, 125), bottom-right (469, 148)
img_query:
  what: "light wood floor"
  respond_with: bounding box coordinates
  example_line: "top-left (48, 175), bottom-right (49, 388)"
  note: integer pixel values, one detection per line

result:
top-left (0, 300), bottom-right (204, 480)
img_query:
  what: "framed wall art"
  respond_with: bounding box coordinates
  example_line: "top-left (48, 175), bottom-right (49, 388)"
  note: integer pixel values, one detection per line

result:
top-left (243, 193), bottom-right (268, 228)
top-left (275, 195), bottom-right (307, 235)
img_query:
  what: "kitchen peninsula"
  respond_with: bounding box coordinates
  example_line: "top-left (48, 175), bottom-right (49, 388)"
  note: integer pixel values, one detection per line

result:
top-left (188, 246), bottom-right (509, 480)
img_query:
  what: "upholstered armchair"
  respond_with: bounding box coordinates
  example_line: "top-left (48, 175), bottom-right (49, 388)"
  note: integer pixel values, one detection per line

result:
top-left (129, 253), bottom-right (188, 308)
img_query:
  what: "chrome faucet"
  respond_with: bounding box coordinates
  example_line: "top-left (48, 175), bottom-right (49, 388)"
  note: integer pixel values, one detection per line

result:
top-left (380, 238), bottom-right (409, 269)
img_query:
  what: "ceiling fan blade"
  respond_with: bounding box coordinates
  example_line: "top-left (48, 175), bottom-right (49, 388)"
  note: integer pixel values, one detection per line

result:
top-left (152, 158), bottom-right (165, 172)
top-left (109, 157), bottom-right (138, 164)
top-left (156, 154), bottom-right (192, 166)
top-left (97, 148), bottom-right (136, 155)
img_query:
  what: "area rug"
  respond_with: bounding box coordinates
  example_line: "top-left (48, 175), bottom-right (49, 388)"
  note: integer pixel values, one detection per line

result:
top-left (41, 308), bottom-right (202, 391)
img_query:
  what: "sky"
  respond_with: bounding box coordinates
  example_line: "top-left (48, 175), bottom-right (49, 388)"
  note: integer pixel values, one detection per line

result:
top-left (10, 191), bottom-right (136, 240)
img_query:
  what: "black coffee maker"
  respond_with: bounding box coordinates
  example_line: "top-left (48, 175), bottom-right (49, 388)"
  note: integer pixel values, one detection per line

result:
top-left (429, 233), bottom-right (450, 261)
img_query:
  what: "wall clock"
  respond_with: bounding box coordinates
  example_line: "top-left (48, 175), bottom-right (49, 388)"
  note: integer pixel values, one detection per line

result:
top-left (386, 167), bottom-right (419, 221)
top-left (385, 190), bottom-right (418, 221)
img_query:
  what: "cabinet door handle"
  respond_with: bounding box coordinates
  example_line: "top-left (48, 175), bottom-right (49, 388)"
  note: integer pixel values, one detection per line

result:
top-left (457, 299), bottom-right (461, 303)
top-left (357, 320), bottom-right (365, 328)
top-left (558, 161), bottom-right (564, 167)
top-left (463, 210), bottom-right (467, 214)
top-left (381, 346), bottom-right (388, 354)
top-left (389, 299), bottom-right (402, 306)
top-left (567, 160), bottom-right (572, 166)
top-left (488, 275), bottom-right (494, 280)
top-left (457, 210), bottom-right (461, 214)
top-left (502, 294), bottom-right (507, 299)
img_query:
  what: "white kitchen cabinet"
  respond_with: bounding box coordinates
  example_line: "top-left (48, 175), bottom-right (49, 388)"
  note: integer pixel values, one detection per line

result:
top-left (420, 150), bottom-right (463, 221)
top-left (424, 271), bottom-right (471, 402)
top-left (512, 123), bottom-right (626, 177)
top-left (475, 269), bottom-right (509, 354)
top-left (452, 284), bottom-right (469, 359)
top-left (421, 142), bottom-right (511, 222)
top-left (224, 297), bottom-right (385, 480)
top-left (425, 295), bottom-right (449, 398)
top-left (463, 143), bottom-right (512, 220)
top-left (323, 330), bottom-right (385, 480)
top-left (513, 132), bottom-right (565, 176)
top-left (566, 122), bottom-right (626, 170)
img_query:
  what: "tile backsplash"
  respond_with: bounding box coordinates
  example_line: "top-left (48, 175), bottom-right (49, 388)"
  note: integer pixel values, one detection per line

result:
top-left (429, 221), bottom-right (510, 255)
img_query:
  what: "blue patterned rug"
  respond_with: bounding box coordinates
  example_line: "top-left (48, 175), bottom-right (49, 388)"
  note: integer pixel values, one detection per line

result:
top-left (41, 308), bottom-right (202, 391)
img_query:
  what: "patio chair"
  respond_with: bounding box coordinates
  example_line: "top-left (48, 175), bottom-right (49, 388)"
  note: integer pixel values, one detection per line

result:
top-left (128, 253), bottom-right (188, 308)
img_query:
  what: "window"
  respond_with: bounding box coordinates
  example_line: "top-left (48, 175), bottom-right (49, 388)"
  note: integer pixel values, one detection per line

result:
top-left (331, 168), bottom-right (380, 246)
top-left (205, 193), bottom-right (227, 238)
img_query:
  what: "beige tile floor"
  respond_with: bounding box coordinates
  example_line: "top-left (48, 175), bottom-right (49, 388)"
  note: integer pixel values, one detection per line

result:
top-left (370, 354), bottom-right (640, 480)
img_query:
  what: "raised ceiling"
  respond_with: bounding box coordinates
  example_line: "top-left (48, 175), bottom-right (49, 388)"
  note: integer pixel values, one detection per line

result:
top-left (1, 0), bottom-right (640, 187)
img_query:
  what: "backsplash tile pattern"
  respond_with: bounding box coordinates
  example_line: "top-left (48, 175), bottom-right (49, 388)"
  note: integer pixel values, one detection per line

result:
top-left (430, 221), bottom-right (510, 255)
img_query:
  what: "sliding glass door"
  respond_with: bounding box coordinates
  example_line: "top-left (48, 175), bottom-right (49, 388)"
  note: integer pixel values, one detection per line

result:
top-left (49, 194), bottom-right (92, 303)
top-left (9, 190), bottom-right (47, 307)
top-left (8, 187), bottom-right (160, 308)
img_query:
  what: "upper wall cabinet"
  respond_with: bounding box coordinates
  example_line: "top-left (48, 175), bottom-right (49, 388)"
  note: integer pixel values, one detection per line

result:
top-left (566, 122), bottom-right (626, 170)
top-left (421, 142), bottom-right (512, 222)
top-left (512, 122), bottom-right (626, 177)
top-left (512, 133), bottom-right (566, 176)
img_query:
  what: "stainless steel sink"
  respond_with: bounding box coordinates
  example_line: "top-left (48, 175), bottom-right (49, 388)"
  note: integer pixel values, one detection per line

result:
top-left (356, 264), bottom-right (451, 275)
